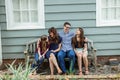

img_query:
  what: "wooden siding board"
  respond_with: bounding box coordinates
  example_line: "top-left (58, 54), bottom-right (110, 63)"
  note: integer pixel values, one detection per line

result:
top-left (2, 27), bottom-right (120, 38)
top-left (2, 34), bottom-right (120, 46)
top-left (2, 38), bottom-right (38, 45)
top-left (94, 42), bottom-right (120, 50)
top-left (1, 30), bottom-right (48, 38)
top-left (84, 27), bottom-right (120, 35)
top-left (0, 15), bottom-right (6, 22)
top-left (45, 4), bottom-right (96, 13)
top-left (3, 53), bottom-right (24, 59)
top-left (2, 46), bottom-right (25, 53)
top-left (87, 34), bottom-right (120, 42)
top-left (0, 22), bottom-right (7, 30)
top-left (0, 7), bottom-right (6, 14)
top-left (45, 12), bottom-right (96, 21)
top-left (0, 0), bottom-right (5, 6)
top-left (2, 42), bottom-right (120, 53)
top-left (45, 0), bottom-right (96, 5)
top-left (97, 50), bottom-right (120, 56)
top-left (45, 20), bottom-right (96, 28)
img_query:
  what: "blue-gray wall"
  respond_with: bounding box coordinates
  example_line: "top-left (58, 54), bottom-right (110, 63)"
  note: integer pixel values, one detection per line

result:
top-left (0, 0), bottom-right (120, 59)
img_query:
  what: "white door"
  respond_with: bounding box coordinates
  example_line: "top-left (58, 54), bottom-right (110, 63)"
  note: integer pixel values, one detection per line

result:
top-left (0, 27), bottom-right (2, 65)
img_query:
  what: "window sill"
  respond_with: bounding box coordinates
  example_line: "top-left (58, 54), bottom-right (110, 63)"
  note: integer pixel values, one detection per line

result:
top-left (96, 20), bottom-right (120, 27)
top-left (7, 26), bottom-right (45, 30)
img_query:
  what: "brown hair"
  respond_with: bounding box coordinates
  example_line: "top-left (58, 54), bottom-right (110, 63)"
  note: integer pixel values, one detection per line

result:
top-left (40, 35), bottom-right (48, 52)
top-left (64, 22), bottom-right (71, 26)
top-left (48, 27), bottom-right (59, 44)
top-left (72, 27), bottom-right (85, 48)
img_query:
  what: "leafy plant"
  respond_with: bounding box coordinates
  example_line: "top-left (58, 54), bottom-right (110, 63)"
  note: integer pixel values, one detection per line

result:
top-left (1, 58), bottom-right (35, 80)
top-left (67, 60), bottom-right (75, 75)
top-left (0, 73), bottom-right (11, 80)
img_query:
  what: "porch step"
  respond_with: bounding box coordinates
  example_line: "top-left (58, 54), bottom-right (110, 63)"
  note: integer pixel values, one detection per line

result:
top-left (29, 74), bottom-right (120, 80)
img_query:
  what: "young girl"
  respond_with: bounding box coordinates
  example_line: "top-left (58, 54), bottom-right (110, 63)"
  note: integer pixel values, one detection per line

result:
top-left (72, 27), bottom-right (89, 75)
top-left (46, 27), bottom-right (62, 75)
top-left (32, 35), bottom-right (49, 72)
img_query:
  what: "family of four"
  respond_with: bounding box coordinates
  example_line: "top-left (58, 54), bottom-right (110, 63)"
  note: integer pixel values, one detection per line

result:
top-left (33, 22), bottom-right (89, 75)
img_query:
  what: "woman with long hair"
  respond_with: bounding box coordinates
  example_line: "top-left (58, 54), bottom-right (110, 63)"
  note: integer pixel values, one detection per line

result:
top-left (72, 27), bottom-right (89, 75)
top-left (46, 27), bottom-right (62, 75)
top-left (32, 35), bottom-right (49, 73)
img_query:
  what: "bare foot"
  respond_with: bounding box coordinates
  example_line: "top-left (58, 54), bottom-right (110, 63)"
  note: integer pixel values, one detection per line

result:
top-left (79, 71), bottom-right (83, 76)
top-left (50, 73), bottom-right (53, 75)
top-left (85, 70), bottom-right (89, 75)
top-left (58, 70), bottom-right (62, 75)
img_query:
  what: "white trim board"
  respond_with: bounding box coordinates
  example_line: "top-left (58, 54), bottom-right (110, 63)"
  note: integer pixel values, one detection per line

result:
top-left (0, 27), bottom-right (2, 65)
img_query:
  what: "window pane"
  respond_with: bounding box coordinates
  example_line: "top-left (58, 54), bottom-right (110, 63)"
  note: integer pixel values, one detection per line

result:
top-left (12, 0), bottom-right (39, 23)
top-left (116, 0), bottom-right (120, 6)
top-left (21, 0), bottom-right (28, 10)
top-left (12, 0), bottom-right (20, 10)
top-left (108, 8), bottom-right (116, 20)
top-left (116, 8), bottom-right (120, 19)
top-left (102, 0), bottom-right (108, 7)
top-left (102, 8), bottom-right (108, 20)
top-left (108, 0), bottom-right (116, 7)
top-left (14, 11), bottom-right (21, 22)
top-left (30, 11), bottom-right (38, 22)
top-left (21, 11), bottom-right (29, 22)
top-left (30, 0), bottom-right (37, 9)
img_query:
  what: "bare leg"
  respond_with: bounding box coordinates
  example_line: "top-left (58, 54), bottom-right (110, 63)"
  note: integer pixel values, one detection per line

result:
top-left (49, 57), bottom-right (54, 75)
top-left (50, 53), bottom-right (62, 74)
top-left (76, 52), bottom-right (83, 75)
top-left (83, 52), bottom-right (89, 74)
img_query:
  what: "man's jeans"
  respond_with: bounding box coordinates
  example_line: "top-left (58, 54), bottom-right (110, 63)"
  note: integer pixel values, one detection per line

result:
top-left (57, 50), bottom-right (75, 73)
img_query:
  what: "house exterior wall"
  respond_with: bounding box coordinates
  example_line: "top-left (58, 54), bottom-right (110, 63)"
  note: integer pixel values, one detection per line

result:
top-left (0, 0), bottom-right (120, 59)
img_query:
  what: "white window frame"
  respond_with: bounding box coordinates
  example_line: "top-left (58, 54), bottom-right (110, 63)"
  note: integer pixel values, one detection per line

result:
top-left (96, 0), bottom-right (120, 27)
top-left (5, 0), bottom-right (45, 30)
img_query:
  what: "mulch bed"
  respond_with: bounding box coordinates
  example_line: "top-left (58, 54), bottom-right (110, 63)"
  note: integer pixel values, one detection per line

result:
top-left (0, 59), bottom-right (120, 80)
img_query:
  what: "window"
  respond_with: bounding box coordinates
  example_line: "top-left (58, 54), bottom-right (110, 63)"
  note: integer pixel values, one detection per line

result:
top-left (96, 0), bottom-right (120, 26)
top-left (5, 0), bottom-right (45, 30)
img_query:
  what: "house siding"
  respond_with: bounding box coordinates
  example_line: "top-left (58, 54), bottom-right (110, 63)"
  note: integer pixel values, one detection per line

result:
top-left (0, 0), bottom-right (120, 59)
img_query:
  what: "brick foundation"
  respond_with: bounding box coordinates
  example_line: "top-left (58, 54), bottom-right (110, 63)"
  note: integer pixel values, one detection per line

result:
top-left (97, 56), bottom-right (120, 65)
top-left (0, 59), bottom-right (25, 70)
